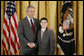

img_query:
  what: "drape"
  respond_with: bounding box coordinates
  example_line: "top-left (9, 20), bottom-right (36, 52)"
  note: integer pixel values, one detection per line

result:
top-left (1, 1), bottom-right (83, 55)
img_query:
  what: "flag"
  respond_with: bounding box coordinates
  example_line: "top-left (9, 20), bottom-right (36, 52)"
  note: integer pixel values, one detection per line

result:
top-left (2, 1), bottom-right (20, 55)
top-left (58, 1), bottom-right (75, 55)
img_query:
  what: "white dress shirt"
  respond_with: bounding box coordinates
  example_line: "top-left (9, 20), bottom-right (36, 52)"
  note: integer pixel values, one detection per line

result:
top-left (41, 28), bottom-right (46, 39)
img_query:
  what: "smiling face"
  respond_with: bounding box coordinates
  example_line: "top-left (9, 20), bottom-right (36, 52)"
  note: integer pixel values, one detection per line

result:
top-left (26, 8), bottom-right (35, 18)
top-left (40, 20), bottom-right (48, 29)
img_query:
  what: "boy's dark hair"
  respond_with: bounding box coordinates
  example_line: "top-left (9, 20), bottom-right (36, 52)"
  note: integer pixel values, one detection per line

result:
top-left (40, 17), bottom-right (48, 23)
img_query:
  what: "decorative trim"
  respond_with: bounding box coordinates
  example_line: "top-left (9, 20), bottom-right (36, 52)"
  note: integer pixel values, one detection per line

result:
top-left (58, 36), bottom-right (74, 43)
top-left (57, 44), bottom-right (64, 55)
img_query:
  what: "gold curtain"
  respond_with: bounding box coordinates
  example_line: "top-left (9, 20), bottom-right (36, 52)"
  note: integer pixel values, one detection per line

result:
top-left (1, 1), bottom-right (83, 55)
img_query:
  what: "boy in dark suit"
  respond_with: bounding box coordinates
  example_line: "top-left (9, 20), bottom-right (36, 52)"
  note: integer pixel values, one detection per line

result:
top-left (37, 17), bottom-right (56, 55)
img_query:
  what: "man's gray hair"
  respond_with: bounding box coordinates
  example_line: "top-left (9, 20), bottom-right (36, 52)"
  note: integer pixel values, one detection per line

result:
top-left (26, 5), bottom-right (35, 12)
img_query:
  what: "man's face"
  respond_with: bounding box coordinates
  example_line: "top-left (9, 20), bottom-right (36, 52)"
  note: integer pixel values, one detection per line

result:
top-left (27, 8), bottom-right (35, 18)
top-left (40, 20), bottom-right (48, 28)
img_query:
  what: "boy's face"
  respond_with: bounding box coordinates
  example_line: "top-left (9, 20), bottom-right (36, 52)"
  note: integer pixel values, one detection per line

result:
top-left (40, 20), bottom-right (48, 28)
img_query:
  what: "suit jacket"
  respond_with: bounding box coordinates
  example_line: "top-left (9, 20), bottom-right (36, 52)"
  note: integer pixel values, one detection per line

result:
top-left (18, 17), bottom-right (40, 55)
top-left (37, 28), bottom-right (56, 55)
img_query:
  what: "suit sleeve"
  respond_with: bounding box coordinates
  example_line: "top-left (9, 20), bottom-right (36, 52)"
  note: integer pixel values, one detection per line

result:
top-left (35, 19), bottom-right (41, 30)
top-left (18, 21), bottom-right (29, 46)
top-left (33, 32), bottom-right (39, 49)
top-left (49, 30), bottom-right (56, 55)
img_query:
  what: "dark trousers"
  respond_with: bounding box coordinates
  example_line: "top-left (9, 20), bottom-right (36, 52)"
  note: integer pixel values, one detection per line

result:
top-left (20, 49), bottom-right (38, 55)
top-left (25, 50), bottom-right (38, 55)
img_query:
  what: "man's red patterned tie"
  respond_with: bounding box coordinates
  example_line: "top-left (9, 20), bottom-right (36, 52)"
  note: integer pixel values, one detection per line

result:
top-left (30, 19), bottom-right (35, 34)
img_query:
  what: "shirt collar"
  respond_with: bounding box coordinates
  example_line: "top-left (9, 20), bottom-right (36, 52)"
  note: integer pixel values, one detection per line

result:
top-left (41, 28), bottom-right (46, 32)
top-left (27, 16), bottom-right (34, 23)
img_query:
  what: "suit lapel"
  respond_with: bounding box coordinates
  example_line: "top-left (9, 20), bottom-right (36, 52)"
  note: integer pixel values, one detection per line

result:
top-left (33, 18), bottom-right (37, 34)
top-left (24, 17), bottom-right (33, 35)
top-left (39, 30), bottom-right (41, 41)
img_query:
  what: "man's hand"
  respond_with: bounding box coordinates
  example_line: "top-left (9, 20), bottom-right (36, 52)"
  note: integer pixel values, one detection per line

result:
top-left (27, 42), bottom-right (35, 48)
top-left (47, 27), bottom-right (53, 31)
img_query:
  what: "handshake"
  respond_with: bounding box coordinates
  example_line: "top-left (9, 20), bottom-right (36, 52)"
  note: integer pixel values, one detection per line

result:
top-left (27, 42), bottom-right (35, 48)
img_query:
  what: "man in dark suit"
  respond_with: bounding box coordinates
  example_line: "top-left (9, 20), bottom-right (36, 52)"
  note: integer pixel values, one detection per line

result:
top-left (18, 5), bottom-right (40, 55)
top-left (37, 18), bottom-right (56, 55)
